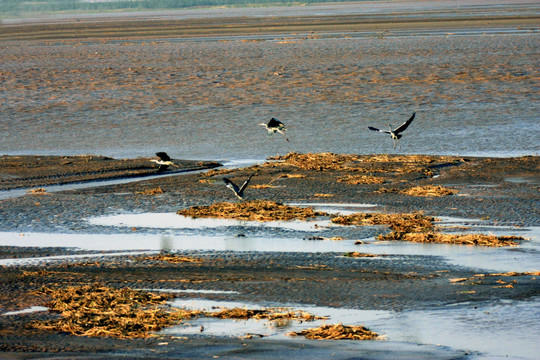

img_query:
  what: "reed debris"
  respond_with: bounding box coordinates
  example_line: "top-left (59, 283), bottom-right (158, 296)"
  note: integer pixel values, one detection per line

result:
top-left (177, 200), bottom-right (327, 221)
top-left (379, 232), bottom-right (525, 247)
top-left (31, 285), bottom-right (198, 338)
top-left (331, 212), bottom-right (436, 233)
top-left (288, 323), bottom-right (380, 340)
top-left (400, 185), bottom-right (457, 196)
top-left (338, 175), bottom-right (386, 185)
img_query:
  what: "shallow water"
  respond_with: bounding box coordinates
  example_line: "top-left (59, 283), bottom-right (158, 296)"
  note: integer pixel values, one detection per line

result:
top-left (1, 29), bottom-right (538, 160)
top-left (1, 206), bottom-right (538, 272)
top-left (161, 297), bottom-right (540, 360)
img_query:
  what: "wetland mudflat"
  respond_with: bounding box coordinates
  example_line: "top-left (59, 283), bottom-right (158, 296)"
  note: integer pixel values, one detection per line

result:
top-left (0, 2), bottom-right (539, 359)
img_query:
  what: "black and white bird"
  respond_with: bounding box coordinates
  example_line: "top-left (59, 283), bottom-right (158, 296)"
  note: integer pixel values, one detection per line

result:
top-left (259, 118), bottom-right (289, 141)
top-left (223, 174), bottom-right (254, 200)
top-left (368, 112), bottom-right (416, 149)
top-left (150, 152), bottom-right (178, 172)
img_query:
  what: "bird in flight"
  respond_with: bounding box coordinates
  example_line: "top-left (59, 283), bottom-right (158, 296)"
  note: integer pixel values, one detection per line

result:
top-left (259, 118), bottom-right (289, 141)
top-left (223, 173), bottom-right (255, 200)
top-left (150, 152), bottom-right (178, 172)
top-left (368, 112), bottom-right (416, 149)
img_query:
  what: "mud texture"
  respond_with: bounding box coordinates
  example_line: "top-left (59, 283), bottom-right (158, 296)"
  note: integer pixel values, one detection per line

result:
top-left (0, 153), bottom-right (538, 358)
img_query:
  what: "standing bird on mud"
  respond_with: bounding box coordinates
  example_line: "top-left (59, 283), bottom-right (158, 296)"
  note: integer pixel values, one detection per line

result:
top-left (368, 112), bottom-right (416, 149)
top-left (150, 152), bottom-right (178, 172)
top-left (223, 173), bottom-right (255, 200)
top-left (259, 118), bottom-right (289, 141)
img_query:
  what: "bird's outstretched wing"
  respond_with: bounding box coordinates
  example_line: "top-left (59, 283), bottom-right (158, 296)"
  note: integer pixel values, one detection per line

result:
top-left (368, 126), bottom-right (391, 134)
top-left (394, 112), bottom-right (415, 135)
top-left (239, 174), bottom-right (255, 193)
top-left (223, 178), bottom-right (240, 193)
top-left (156, 152), bottom-right (172, 161)
top-left (268, 118), bottom-right (284, 128)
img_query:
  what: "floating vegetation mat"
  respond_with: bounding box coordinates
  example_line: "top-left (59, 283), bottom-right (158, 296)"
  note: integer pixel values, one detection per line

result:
top-left (400, 185), bottom-right (457, 197)
top-left (331, 212), bottom-right (437, 233)
top-left (211, 308), bottom-right (326, 321)
top-left (288, 324), bottom-right (380, 340)
top-left (379, 232), bottom-right (526, 247)
top-left (177, 200), bottom-right (327, 221)
top-left (31, 285), bottom-right (198, 339)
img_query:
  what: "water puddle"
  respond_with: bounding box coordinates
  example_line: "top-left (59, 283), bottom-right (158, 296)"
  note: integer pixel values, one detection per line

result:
top-left (161, 297), bottom-right (540, 360)
top-left (1, 205), bottom-right (538, 271)
top-left (2, 306), bottom-right (49, 316)
top-left (88, 213), bottom-right (331, 232)
top-left (0, 232), bottom-right (360, 255)
top-left (505, 176), bottom-right (540, 185)
top-left (163, 298), bottom-right (385, 338)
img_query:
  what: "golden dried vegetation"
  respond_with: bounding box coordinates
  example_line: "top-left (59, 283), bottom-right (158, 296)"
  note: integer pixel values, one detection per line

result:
top-left (379, 232), bottom-right (524, 247)
top-left (338, 175), bottom-right (386, 185)
top-left (177, 200), bottom-right (327, 221)
top-left (136, 254), bottom-right (203, 263)
top-left (343, 252), bottom-right (378, 258)
top-left (400, 185), bottom-right (457, 196)
top-left (30, 285), bottom-right (329, 339)
top-left (288, 324), bottom-right (380, 340)
top-left (332, 211), bottom-right (525, 247)
top-left (31, 285), bottom-right (196, 339)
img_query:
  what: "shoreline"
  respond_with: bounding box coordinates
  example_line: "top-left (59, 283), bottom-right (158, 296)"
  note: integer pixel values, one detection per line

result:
top-left (1, 1), bottom-right (539, 41)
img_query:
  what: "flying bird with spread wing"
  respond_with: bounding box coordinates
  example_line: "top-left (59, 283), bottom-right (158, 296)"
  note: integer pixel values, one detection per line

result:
top-left (223, 173), bottom-right (255, 200)
top-left (259, 118), bottom-right (289, 141)
top-left (368, 112), bottom-right (416, 149)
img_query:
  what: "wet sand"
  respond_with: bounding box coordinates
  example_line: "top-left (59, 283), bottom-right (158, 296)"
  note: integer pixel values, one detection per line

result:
top-left (0, 153), bottom-right (539, 359)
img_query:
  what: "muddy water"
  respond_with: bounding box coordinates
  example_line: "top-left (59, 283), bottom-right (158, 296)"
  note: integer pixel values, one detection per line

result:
top-left (1, 30), bottom-right (538, 160)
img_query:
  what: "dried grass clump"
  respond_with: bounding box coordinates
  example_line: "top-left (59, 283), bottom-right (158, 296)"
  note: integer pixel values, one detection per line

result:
top-left (138, 254), bottom-right (203, 263)
top-left (27, 188), bottom-right (48, 195)
top-left (343, 252), bottom-right (378, 258)
top-left (278, 174), bottom-right (306, 179)
top-left (31, 285), bottom-right (197, 338)
top-left (177, 200), bottom-right (327, 222)
top-left (400, 185), bottom-right (457, 197)
top-left (338, 175), bottom-right (385, 185)
top-left (268, 152), bottom-right (361, 171)
top-left (211, 308), bottom-right (326, 321)
top-left (251, 184), bottom-right (279, 189)
top-left (379, 232), bottom-right (525, 247)
top-left (136, 187), bottom-right (164, 196)
top-left (331, 212), bottom-right (436, 233)
top-left (361, 154), bottom-right (457, 164)
top-left (288, 324), bottom-right (380, 340)
top-left (486, 271), bottom-right (540, 277)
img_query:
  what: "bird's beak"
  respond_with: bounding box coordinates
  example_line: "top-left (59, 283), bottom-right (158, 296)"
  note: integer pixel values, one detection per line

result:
top-left (258, 123), bottom-right (265, 126)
